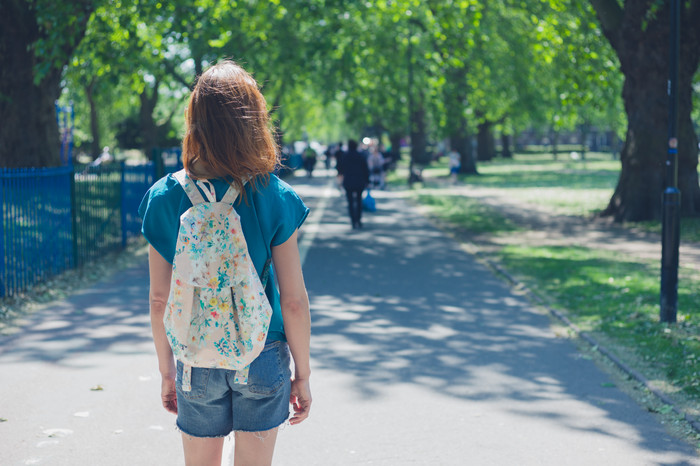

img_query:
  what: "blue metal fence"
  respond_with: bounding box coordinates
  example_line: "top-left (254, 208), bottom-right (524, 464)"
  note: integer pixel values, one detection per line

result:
top-left (1, 166), bottom-right (73, 298)
top-left (1, 162), bottom-right (157, 297)
top-left (73, 164), bottom-right (123, 267)
top-left (122, 162), bottom-right (156, 243)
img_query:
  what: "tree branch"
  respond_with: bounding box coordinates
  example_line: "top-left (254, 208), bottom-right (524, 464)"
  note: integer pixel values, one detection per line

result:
top-left (162, 59), bottom-right (193, 89)
top-left (158, 104), bottom-right (179, 130)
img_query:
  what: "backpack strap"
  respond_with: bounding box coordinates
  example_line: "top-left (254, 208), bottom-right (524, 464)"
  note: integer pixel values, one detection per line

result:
top-left (176, 169), bottom-right (248, 205)
top-left (220, 178), bottom-right (249, 205)
top-left (260, 257), bottom-right (272, 288)
top-left (174, 169), bottom-right (206, 205)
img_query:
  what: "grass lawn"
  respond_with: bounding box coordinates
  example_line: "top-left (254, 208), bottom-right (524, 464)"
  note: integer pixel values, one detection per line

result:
top-left (414, 152), bottom-right (700, 240)
top-left (392, 152), bottom-right (700, 431)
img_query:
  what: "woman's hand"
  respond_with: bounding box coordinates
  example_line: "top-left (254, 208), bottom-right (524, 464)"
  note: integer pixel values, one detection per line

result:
top-left (161, 375), bottom-right (178, 415)
top-left (289, 378), bottom-right (311, 425)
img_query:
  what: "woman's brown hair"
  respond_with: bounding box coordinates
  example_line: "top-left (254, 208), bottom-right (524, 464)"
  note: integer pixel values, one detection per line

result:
top-left (182, 60), bottom-right (279, 197)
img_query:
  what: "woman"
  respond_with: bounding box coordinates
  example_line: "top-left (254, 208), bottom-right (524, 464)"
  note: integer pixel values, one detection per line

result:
top-left (139, 60), bottom-right (311, 466)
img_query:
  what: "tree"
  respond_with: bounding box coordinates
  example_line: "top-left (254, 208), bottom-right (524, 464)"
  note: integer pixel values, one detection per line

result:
top-left (427, 1), bottom-right (479, 174)
top-left (0, 0), bottom-right (97, 167)
top-left (308, 1), bottom-right (414, 143)
top-left (63, 2), bottom-right (134, 158)
top-left (590, 0), bottom-right (700, 221)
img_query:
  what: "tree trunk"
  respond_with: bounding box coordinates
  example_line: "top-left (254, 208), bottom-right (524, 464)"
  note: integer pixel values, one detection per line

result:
top-left (579, 122), bottom-right (589, 160)
top-left (442, 65), bottom-right (477, 173)
top-left (273, 117), bottom-right (285, 150)
top-left (140, 81), bottom-right (160, 159)
top-left (194, 55), bottom-right (204, 81)
top-left (409, 98), bottom-right (429, 166)
top-left (0, 1), bottom-right (93, 168)
top-left (389, 132), bottom-right (402, 162)
top-left (476, 120), bottom-right (495, 161)
top-left (446, 96), bottom-right (477, 174)
top-left (272, 105), bottom-right (285, 149)
top-left (551, 130), bottom-right (560, 160)
top-left (450, 134), bottom-right (478, 175)
top-left (601, 64), bottom-right (699, 220)
top-left (610, 131), bottom-right (619, 160)
top-left (85, 80), bottom-right (101, 158)
top-left (592, 0), bottom-right (700, 221)
top-left (501, 133), bottom-right (513, 159)
top-left (0, 3), bottom-right (60, 167)
top-left (449, 109), bottom-right (477, 175)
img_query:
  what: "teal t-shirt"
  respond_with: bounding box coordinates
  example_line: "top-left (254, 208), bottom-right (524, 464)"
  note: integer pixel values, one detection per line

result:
top-left (138, 172), bottom-right (309, 342)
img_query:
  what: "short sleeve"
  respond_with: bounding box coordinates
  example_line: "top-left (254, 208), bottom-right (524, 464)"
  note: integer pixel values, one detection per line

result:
top-left (254, 176), bottom-right (309, 247)
top-left (138, 175), bottom-right (183, 264)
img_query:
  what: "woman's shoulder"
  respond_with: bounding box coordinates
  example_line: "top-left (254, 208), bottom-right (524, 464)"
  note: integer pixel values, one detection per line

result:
top-left (251, 173), bottom-right (299, 198)
top-left (155, 173), bottom-right (185, 194)
top-left (249, 173), bottom-right (307, 219)
top-left (141, 173), bottom-right (185, 212)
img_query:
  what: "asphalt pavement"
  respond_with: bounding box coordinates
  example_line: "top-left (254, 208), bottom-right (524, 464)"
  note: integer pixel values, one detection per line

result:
top-left (1, 171), bottom-right (698, 465)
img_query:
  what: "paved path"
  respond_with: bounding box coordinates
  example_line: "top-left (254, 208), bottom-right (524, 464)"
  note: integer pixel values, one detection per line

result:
top-left (1, 172), bottom-right (698, 465)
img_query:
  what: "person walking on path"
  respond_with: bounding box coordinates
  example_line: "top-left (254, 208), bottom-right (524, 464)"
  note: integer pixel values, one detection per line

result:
top-left (302, 144), bottom-right (317, 178)
top-left (448, 148), bottom-right (461, 183)
top-left (139, 60), bottom-right (312, 466)
top-left (336, 139), bottom-right (370, 229)
top-left (367, 144), bottom-right (386, 189)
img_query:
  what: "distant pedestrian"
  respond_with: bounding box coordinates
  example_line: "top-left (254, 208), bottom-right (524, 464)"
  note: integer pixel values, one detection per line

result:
top-left (139, 60), bottom-right (311, 466)
top-left (448, 148), bottom-right (461, 183)
top-left (89, 146), bottom-right (113, 166)
top-left (323, 144), bottom-right (335, 170)
top-left (336, 139), bottom-right (370, 229)
top-left (333, 145), bottom-right (346, 195)
top-left (302, 145), bottom-right (317, 177)
top-left (367, 145), bottom-right (386, 189)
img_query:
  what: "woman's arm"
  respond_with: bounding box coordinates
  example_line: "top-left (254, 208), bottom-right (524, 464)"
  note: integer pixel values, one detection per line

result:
top-left (148, 245), bottom-right (178, 414)
top-left (272, 230), bottom-right (312, 425)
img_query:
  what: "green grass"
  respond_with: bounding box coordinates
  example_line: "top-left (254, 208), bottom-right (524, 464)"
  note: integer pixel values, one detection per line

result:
top-left (499, 245), bottom-right (700, 398)
top-left (427, 152), bottom-right (620, 216)
top-left (406, 152), bottom-right (700, 411)
top-left (636, 218), bottom-right (700, 244)
top-left (420, 192), bottom-right (700, 401)
top-left (415, 152), bottom-right (700, 241)
top-left (415, 193), bottom-right (520, 235)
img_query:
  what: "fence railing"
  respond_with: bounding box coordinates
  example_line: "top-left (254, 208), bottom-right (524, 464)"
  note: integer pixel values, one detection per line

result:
top-left (1, 162), bottom-right (157, 298)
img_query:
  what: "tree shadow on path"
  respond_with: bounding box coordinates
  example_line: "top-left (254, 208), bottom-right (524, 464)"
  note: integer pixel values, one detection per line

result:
top-left (0, 265), bottom-right (152, 367)
top-left (300, 186), bottom-right (699, 464)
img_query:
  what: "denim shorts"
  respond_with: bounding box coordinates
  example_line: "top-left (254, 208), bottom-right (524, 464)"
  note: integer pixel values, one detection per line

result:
top-left (175, 340), bottom-right (291, 437)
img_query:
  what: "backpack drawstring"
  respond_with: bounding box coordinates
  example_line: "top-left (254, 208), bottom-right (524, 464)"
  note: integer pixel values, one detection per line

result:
top-left (195, 179), bottom-right (217, 202)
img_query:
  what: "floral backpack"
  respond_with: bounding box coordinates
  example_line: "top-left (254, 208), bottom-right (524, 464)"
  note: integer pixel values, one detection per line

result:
top-left (165, 169), bottom-right (272, 392)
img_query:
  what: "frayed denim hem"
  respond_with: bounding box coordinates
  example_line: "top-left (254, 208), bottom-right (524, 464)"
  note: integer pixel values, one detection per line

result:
top-left (175, 418), bottom-right (289, 440)
top-left (175, 421), bottom-right (231, 440)
top-left (233, 418), bottom-right (290, 437)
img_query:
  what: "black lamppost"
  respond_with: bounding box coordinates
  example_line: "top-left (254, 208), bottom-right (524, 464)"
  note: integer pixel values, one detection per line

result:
top-left (660, 0), bottom-right (681, 323)
top-left (407, 17), bottom-right (414, 184)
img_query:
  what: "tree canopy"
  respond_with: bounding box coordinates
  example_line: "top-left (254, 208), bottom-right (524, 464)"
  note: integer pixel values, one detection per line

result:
top-left (1, 0), bottom-right (698, 219)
